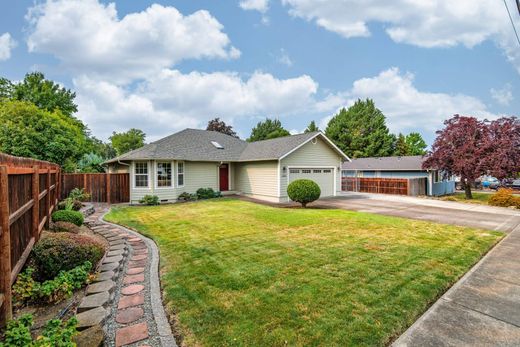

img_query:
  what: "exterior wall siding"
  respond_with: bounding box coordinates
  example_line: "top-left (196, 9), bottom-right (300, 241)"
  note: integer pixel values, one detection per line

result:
top-left (432, 181), bottom-right (456, 196)
top-left (234, 161), bottom-right (278, 199)
top-left (129, 160), bottom-right (219, 203)
top-left (280, 137), bottom-right (342, 200)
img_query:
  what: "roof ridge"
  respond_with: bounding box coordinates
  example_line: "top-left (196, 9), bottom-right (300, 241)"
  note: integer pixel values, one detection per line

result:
top-left (246, 131), bottom-right (319, 144)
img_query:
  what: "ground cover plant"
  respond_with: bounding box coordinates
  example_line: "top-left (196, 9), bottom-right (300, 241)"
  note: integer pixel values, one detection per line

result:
top-left (105, 199), bottom-right (502, 346)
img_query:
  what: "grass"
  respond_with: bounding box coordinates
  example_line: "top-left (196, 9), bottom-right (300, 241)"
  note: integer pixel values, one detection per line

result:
top-left (441, 192), bottom-right (492, 205)
top-left (106, 198), bottom-right (502, 346)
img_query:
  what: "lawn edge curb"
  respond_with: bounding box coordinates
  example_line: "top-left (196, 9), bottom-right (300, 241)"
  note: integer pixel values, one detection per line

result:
top-left (100, 209), bottom-right (177, 347)
top-left (392, 223), bottom-right (520, 346)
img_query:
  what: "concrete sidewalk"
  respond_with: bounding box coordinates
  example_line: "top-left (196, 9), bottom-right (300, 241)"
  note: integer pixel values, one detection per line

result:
top-left (393, 224), bottom-right (520, 346)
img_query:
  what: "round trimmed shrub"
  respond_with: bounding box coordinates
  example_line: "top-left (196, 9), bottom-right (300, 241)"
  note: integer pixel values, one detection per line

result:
top-left (52, 210), bottom-right (84, 226)
top-left (287, 179), bottom-right (321, 208)
top-left (31, 233), bottom-right (105, 280)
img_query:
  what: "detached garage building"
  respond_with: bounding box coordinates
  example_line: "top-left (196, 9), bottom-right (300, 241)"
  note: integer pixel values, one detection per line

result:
top-left (105, 129), bottom-right (350, 203)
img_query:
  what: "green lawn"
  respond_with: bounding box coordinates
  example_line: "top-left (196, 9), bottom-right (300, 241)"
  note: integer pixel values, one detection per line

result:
top-left (441, 192), bottom-right (492, 205)
top-left (106, 199), bottom-right (502, 346)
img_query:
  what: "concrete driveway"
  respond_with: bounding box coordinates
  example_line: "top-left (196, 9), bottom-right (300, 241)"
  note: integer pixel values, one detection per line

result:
top-left (317, 193), bottom-right (520, 233)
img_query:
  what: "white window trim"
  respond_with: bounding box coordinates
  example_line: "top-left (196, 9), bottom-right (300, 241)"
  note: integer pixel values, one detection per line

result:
top-left (133, 161), bottom-right (151, 189)
top-left (155, 161), bottom-right (174, 189)
top-left (286, 165), bottom-right (337, 196)
top-left (177, 161), bottom-right (185, 188)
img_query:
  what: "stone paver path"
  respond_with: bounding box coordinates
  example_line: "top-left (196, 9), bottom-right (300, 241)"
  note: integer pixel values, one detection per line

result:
top-left (84, 206), bottom-right (176, 347)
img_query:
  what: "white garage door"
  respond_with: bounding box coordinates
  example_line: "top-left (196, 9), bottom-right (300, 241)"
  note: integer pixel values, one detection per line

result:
top-left (288, 168), bottom-right (335, 197)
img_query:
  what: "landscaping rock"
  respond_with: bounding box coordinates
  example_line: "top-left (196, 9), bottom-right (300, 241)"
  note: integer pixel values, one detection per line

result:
top-left (107, 249), bottom-right (125, 257)
top-left (87, 280), bottom-right (116, 294)
top-left (78, 291), bottom-right (110, 312)
top-left (73, 324), bottom-right (105, 347)
top-left (99, 262), bottom-right (120, 272)
top-left (116, 307), bottom-right (144, 324)
top-left (102, 255), bottom-right (123, 264)
top-left (93, 270), bottom-right (116, 282)
top-left (76, 307), bottom-right (108, 330)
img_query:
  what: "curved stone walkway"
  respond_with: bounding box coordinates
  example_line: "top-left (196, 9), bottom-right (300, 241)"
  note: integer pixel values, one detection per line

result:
top-left (84, 206), bottom-right (176, 347)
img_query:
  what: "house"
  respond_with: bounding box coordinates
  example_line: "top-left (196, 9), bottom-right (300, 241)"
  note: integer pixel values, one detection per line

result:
top-left (341, 155), bottom-right (456, 196)
top-left (105, 129), bottom-right (349, 204)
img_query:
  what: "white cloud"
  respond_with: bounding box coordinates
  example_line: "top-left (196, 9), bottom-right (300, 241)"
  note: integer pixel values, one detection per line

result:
top-left (0, 33), bottom-right (16, 61)
top-left (26, 0), bottom-right (240, 82)
top-left (276, 49), bottom-right (293, 67)
top-left (239, 0), bottom-right (270, 13)
top-left (490, 83), bottom-right (513, 106)
top-left (281, 0), bottom-right (520, 73)
top-left (74, 69), bottom-right (318, 141)
top-left (318, 68), bottom-right (496, 135)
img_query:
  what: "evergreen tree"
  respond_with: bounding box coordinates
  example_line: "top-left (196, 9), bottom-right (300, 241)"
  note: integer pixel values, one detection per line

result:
top-left (305, 120), bottom-right (319, 133)
top-left (405, 132), bottom-right (427, 155)
top-left (325, 99), bottom-right (395, 158)
top-left (247, 118), bottom-right (290, 142)
top-left (394, 133), bottom-right (410, 156)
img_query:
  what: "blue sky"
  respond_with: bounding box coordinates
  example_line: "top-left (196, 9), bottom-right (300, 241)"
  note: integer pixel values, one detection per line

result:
top-left (0, 0), bottom-right (519, 144)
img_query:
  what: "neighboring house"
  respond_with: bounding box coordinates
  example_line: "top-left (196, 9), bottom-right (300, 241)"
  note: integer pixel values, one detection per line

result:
top-left (105, 129), bottom-right (349, 204)
top-left (342, 155), bottom-right (456, 196)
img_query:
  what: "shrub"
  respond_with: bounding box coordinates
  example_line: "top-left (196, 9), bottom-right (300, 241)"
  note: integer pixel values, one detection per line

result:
top-left (0, 314), bottom-right (77, 347)
top-left (68, 188), bottom-right (91, 202)
top-left (51, 221), bottom-right (81, 234)
top-left (178, 192), bottom-right (197, 201)
top-left (196, 188), bottom-right (221, 199)
top-left (57, 198), bottom-right (83, 212)
top-left (13, 262), bottom-right (92, 304)
top-left (51, 210), bottom-right (84, 226)
top-left (489, 188), bottom-right (520, 208)
top-left (139, 195), bottom-right (160, 205)
top-left (31, 233), bottom-right (104, 280)
top-left (287, 179), bottom-right (321, 208)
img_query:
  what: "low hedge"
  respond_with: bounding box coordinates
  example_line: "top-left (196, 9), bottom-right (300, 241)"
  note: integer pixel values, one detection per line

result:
top-left (489, 188), bottom-right (520, 208)
top-left (31, 233), bottom-right (105, 280)
top-left (139, 195), bottom-right (159, 205)
top-left (52, 210), bottom-right (84, 226)
top-left (287, 179), bottom-right (321, 208)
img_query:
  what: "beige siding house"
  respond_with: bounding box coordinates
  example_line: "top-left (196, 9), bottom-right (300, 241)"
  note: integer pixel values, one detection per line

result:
top-left (105, 129), bottom-right (349, 204)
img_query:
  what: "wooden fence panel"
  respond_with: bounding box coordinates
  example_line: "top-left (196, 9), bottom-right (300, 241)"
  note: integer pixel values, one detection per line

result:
top-left (61, 173), bottom-right (130, 204)
top-left (342, 177), bottom-right (409, 196)
top-left (0, 153), bottom-right (60, 326)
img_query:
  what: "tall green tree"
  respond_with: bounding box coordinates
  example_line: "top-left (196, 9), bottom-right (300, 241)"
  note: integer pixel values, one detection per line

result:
top-left (110, 128), bottom-right (146, 156)
top-left (405, 132), bottom-right (427, 155)
top-left (305, 120), bottom-right (320, 133)
top-left (247, 118), bottom-right (290, 142)
top-left (325, 99), bottom-right (396, 158)
top-left (11, 72), bottom-right (78, 118)
top-left (0, 77), bottom-right (13, 99)
top-left (0, 100), bottom-right (86, 167)
top-left (394, 133), bottom-right (410, 156)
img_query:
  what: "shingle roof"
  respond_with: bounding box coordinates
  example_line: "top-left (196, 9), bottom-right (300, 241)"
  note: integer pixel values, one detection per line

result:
top-left (341, 155), bottom-right (427, 171)
top-left (105, 129), bottom-right (345, 163)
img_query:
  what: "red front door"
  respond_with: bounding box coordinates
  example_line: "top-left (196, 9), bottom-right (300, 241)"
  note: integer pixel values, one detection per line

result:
top-left (219, 164), bottom-right (229, 191)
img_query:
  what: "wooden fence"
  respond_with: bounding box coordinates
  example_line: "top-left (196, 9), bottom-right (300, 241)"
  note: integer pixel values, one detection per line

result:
top-left (342, 177), bottom-right (427, 196)
top-left (61, 173), bottom-right (129, 203)
top-left (0, 153), bottom-right (61, 326)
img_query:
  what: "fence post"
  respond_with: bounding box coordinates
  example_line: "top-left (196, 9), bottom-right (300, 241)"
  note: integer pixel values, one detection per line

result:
top-left (83, 173), bottom-right (87, 194)
top-left (0, 165), bottom-right (12, 325)
top-left (106, 174), bottom-right (111, 205)
top-left (32, 166), bottom-right (40, 241)
top-left (45, 168), bottom-right (51, 229)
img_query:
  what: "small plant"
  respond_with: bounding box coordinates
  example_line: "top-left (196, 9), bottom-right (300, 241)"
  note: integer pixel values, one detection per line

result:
top-left (13, 262), bottom-right (92, 304)
top-left (51, 221), bottom-right (81, 234)
top-left (51, 210), bottom-right (84, 226)
top-left (196, 188), bottom-right (221, 200)
top-left (287, 179), bottom-right (321, 208)
top-left (68, 188), bottom-right (91, 202)
top-left (489, 188), bottom-right (520, 209)
top-left (32, 233), bottom-right (104, 280)
top-left (57, 198), bottom-right (82, 212)
top-left (178, 192), bottom-right (198, 201)
top-left (0, 314), bottom-right (77, 347)
top-left (139, 195), bottom-right (160, 205)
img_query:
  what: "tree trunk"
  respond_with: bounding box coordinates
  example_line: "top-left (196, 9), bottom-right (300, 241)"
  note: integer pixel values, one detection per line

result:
top-left (464, 181), bottom-right (473, 199)
top-left (302, 202), bottom-right (307, 208)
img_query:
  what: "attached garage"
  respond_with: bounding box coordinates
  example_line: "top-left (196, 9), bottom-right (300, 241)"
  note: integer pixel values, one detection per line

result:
top-left (288, 167), bottom-right (335, 197)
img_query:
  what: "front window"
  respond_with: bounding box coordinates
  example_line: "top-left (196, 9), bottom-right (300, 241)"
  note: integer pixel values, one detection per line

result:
top-left (177, 162), bottom-right (184, 187)
top-left (157, 162), bottom-right (172, 187)
top-left (135, 162), bottom-right (148, 187)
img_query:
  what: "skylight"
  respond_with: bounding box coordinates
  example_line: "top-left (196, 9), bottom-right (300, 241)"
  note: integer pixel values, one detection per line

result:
top-left (211, 141), bottom-right (224, 149)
